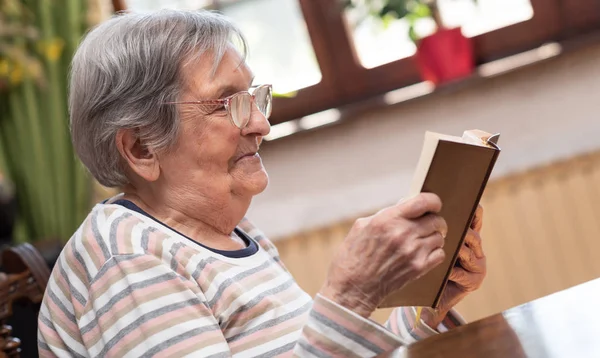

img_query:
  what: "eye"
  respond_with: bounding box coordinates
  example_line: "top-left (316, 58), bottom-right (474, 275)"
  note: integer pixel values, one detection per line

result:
top-left (195, 103), bottom-right (225, 114)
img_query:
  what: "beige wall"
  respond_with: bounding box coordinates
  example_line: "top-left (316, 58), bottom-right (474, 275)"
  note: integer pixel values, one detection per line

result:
top-left (248, 43), bottom-right (600, 240)
top-left (245, 42), bottom-right (600, 321)
top-left (274, 151), bottom-right (600, 323)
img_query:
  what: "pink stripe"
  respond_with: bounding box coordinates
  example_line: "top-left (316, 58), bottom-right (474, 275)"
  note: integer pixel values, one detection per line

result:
top-left (388, 309), bottom-right (400, 335)
top-left (154, 330), bottom-right (225, 356)
top-left (171, 245), bottom-right (194, 275)
top-left (313, 300), bottom-right (396, 351)
top-left (147, 230), bottom-right (169, 256)
top-left (39, 314), bottom-right (67, 343)
top-left (228, 313), bottom-right (302, 350)
top-left (105, 302), bottom-right (208, 356)
top-left (45, 292), bottom-right (80, 336)
top-left (85, 221), bottom-right (105, 267)
top-left (90, 255), bottom-right (157, 291)
top-left (212, 269), bottom-right (276, 314)
top-left (299, 328), bottom-right (341, 357)
top-left (57, 271), bottom-right (85, 313)
top-left (116, 216), bottom-right (136, 253)
top-left (194, 259), bottom-right (228, 279)
top-left (64, 242), bottom-right (90, 285)
top-left (83, 278), bottom-right (183, 341)
top-left (227, 284), bottom-right (296, 326)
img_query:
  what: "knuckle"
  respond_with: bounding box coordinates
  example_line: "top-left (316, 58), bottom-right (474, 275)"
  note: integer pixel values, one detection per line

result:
top-left (474, 232), bottom-right (482, 245)
top-left (397, 238), bottom-right (418, 257)
top-left (411, 259), bottom-right (426, 273)
top-left (401, 195), bottom-right (424, 217)
top-left (468, 248), bottom-right (477, 263)
top-left (369, 215), bottom-right (389, 233)
top-left (353, 217), bottom-right (369, 231)
top-left (401, 220), bottom-right (418, 237)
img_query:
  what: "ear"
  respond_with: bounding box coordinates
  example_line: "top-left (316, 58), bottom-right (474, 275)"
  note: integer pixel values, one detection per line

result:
top-left (115, 129), bottom-right (160, 182)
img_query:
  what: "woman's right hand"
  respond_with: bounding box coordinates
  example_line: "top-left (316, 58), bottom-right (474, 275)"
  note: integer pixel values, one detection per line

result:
top-left (319, 193), bottom-right (448, 317)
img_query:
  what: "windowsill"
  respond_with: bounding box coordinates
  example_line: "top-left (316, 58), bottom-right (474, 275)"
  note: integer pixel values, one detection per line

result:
top-left (263, 29), bottom-right (600, 142)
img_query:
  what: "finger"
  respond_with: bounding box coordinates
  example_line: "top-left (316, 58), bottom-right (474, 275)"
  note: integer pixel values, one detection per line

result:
top-left (426, 247), bottom-right (446, 269)
top-left (412, 234), bottom-right (445, 278)
top-left (470, 204), bottom-right (483, 232)
top-left (415, 213), bottom-right (448, 238)
top-left (397, 193), bottom-right (442, 219)
top-left (448, 266), bottom-right (476, 289)
top-left (456, 244), bottom-right (485, 273)
top-left (449, 265), bottom-right (485, 291)
top-left (421, 230), bottom-right (445, 251)
top-left (464, 229), bottom-right (484, 259)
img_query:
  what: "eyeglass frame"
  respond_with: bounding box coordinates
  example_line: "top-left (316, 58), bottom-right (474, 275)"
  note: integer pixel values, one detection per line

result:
top-left (163, 84), bottom-right (273, 129)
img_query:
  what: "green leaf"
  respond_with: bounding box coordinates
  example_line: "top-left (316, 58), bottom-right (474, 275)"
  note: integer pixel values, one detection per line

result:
top-left (1, 0), bottom-right (92, 242)
top-left (381, 13), bottom-right (395, 29)
top-left (412, 2), bottom-right (431, 17)
top-left (378, 4), bottom-right (393, 18)
top-left (408, 24), bottom-right (419, 43)
top-left (389, 0), bottom-right (409, 19)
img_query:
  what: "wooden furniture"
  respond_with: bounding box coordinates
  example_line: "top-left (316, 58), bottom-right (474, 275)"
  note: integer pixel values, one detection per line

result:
top-left (0, 244), bottom-right (51, 358)
top-left (381, 278), bottom-right (600, 358)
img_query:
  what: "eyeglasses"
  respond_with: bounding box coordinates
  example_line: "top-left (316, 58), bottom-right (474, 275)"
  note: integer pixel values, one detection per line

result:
top-left (164, 84), bottom-right (272, 129)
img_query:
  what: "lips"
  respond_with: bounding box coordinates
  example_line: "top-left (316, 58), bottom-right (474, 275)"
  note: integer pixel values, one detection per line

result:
top-left (235, 151), bottom-right (258, 162)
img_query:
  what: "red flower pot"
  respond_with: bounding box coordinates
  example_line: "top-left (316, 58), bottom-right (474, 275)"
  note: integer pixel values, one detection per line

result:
top-left (415, 27), bottom-right (475, 85)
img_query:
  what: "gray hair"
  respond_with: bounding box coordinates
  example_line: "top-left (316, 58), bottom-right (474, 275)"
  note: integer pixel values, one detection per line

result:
top-left (69, 9), bottom-right (247, 187)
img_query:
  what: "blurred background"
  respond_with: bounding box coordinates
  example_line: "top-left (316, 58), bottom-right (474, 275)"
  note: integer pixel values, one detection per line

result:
top-left (1, 0), bottom-right (600, 354)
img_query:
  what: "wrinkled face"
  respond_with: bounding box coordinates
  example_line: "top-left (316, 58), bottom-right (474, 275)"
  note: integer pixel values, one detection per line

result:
top-left (157, 47), bottom-right (271, 204)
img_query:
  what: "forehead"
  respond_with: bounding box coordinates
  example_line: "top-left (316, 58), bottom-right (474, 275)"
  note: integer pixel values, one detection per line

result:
top-left (182, 46), bottom-right (253, 99)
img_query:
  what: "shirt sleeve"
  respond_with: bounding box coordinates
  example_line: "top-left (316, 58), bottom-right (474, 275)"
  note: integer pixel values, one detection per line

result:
top-left (293, 294), bottom-right (408, 357)
top-left (384, 307), bottom-right (467, 343)
top-left (240, 217), bottom-right (464, 357)
top-left (38, 254), bottom-right (230, 357)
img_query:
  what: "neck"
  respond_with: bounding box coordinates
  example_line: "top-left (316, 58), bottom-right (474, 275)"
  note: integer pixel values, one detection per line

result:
top-left (120, 183), bottom-right (251, 250)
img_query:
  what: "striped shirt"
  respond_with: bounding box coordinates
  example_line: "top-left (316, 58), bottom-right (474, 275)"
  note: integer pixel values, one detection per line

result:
top-left (38, 198), bottom-right (464, 357)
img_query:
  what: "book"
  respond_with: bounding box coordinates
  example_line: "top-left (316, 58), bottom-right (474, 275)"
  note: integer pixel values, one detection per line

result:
top-left (379, 129), bottom-right (501, 309)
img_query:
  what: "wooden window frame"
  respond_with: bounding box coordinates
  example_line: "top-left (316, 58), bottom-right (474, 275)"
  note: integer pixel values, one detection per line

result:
top-left (112, 0), bottom-right (600, 125)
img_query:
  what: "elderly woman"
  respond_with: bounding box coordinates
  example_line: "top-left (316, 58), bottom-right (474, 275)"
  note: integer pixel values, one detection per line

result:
top-left (38, 10), bottom-right (486, 357)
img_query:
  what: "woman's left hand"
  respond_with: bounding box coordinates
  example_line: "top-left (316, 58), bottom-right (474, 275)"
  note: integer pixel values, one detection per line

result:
top-left (421, 204), bottom-right (487, 328)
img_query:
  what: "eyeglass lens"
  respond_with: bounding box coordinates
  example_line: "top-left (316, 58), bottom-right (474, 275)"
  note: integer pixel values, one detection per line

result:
top-left (229, 86), bottom-right (272, 128)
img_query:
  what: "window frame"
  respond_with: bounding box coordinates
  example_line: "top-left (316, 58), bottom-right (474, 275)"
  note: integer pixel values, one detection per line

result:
top-left (113, 0), bottom-right (600, 125)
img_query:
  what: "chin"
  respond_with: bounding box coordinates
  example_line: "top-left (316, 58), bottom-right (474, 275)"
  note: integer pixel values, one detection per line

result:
top-left (249, 169), bottom-right (269, 194)
top-left (234, 168), bottom-right (269, 197)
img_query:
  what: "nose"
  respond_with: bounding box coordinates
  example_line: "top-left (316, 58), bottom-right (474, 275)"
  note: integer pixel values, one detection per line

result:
top-left (241, 105), bottom-right (270, 137)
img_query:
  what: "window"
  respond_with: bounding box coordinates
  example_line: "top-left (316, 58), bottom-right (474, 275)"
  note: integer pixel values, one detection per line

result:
top-left (126, 0), bottom-right (212, 11)
top-left (440, 0), bottom-right (533, 37)
top-left (124, 0), bottom-right (322, 95)
top-left (217, 0), bottom-right (322, 94)
top-left (346, 0), bottom-right (534, 69)
top-left (115, 0), bottom-right (600, 126)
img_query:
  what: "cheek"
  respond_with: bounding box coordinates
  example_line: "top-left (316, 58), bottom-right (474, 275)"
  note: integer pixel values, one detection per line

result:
top-left (190, 119), bottom-right (240, 167)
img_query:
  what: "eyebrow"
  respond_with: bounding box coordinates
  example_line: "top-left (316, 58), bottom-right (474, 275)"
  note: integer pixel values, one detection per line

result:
top-left (214, 76), bottom-right (256, 99)
top-left (215, 85), bottom-right (242, 99)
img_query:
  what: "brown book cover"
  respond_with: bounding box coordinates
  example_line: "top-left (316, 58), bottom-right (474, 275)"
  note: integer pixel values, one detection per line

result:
top-left (379, 129), bottom-right (501, 308)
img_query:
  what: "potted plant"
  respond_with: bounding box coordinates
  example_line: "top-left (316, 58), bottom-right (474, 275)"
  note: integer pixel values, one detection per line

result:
top-left (344, 0), bottom-right (477, 85)
top-left (1, 0), bottom-right (93, 246)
